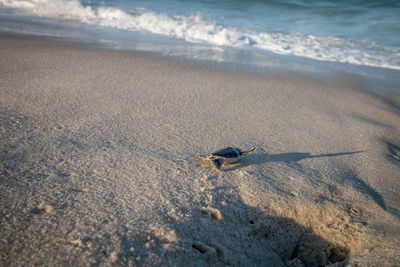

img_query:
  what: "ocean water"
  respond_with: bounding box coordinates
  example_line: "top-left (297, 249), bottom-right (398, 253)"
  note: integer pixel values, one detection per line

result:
top-left (1, 0), bottom-right (399, 92)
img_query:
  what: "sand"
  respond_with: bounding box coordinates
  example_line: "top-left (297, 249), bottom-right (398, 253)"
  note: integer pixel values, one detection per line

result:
top-left (1, 34), bottom-right (399, 266)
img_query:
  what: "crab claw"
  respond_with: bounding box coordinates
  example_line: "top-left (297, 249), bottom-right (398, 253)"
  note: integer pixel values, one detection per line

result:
top-left (212, 159), bottom-right (223, 169)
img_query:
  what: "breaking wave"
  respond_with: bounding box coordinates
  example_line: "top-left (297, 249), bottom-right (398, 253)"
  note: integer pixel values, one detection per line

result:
top-left (1, 0), bottom-right (399, 70)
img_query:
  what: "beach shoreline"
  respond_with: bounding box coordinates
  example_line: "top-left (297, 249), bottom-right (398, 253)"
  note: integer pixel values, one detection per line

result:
top-left (1, 33), bottom-right (399, 266)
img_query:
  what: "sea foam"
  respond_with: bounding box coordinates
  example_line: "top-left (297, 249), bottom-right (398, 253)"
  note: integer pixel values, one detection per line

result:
top-left (1, 0), bottom-right (399, 70)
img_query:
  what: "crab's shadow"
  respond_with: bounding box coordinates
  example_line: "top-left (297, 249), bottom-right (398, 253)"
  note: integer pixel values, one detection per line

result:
top-left (226, 150), bottom-right (388, 213)
top-left (229, 151), bottom-right (363, 170)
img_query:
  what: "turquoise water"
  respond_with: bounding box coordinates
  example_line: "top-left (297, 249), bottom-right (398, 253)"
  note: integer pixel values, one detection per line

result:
top-left (1, 0), bottom-right (399, 92)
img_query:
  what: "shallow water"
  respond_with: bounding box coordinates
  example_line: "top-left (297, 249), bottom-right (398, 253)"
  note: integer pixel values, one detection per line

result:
top-left (1, 0), bottom-right (399, 93)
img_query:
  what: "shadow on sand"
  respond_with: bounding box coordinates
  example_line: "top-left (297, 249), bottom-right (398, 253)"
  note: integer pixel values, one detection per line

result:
top-left (115, 152), bottom-right (363, 265)
top-left (229, 151), bottom-right (364, 170)
top-left (226, 150), bottom-right (387, 212)
top-left (120, 194), bottom-right (351, 266)
top-left (115, 192), bottom-right (350, 266)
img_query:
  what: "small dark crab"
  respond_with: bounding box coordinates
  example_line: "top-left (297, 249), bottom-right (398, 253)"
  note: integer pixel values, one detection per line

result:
top-left (196, 146), bottom-right (258, 170)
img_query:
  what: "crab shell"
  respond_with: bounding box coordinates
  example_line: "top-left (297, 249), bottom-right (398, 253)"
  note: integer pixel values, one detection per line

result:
top-left (207, 147), bottom-right (243, 169)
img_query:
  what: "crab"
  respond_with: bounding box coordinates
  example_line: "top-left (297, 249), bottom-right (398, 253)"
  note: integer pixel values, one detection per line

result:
top-left (196, 146), bottom-right (258, 170)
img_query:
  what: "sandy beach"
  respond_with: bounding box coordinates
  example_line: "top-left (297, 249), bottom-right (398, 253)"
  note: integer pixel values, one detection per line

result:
top-left (1, 34), bottom-right (399, 266)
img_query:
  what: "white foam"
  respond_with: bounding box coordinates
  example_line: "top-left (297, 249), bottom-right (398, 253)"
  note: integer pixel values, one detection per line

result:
top-left (1, 0), bottom-right (399, 70)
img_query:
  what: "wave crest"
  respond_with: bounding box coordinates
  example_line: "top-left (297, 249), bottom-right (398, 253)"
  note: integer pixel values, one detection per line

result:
top-left (1, 0), bottom-right (399, 70)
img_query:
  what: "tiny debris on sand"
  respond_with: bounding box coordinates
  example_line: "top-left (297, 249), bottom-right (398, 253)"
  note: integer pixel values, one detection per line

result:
top-left (286, 257), bottom-right (305, 267)
top-left (150, 226), bottom-right (178, 243)
top-left (200, 207), bottom-right (223, 221)
top-left (38, 202), bottom-right (54, 213)
top-left (109, 251), bottom-right (118, 262)
top-left (68, 238), bottom-right (82, 247)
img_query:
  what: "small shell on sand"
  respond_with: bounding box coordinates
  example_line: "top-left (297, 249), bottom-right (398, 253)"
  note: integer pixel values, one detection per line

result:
top-left (200, 207), bottom-right (223, 221)
top-left (38, 202), bottom-right (54, 213)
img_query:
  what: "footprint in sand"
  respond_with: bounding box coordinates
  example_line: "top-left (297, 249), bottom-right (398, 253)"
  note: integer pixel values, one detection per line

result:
top-left (192, 241), bottom-right (226, 261)
top-left (192, 241), bottom-right (217, 257)
top-left (250, 217), bottom-right (349, 266)
top-left (291, 232), bottom-right (349, 266)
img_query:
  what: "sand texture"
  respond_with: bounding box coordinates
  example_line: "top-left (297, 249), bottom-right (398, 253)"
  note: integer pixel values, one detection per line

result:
top-left (1, 34), bottom-right (399, 266)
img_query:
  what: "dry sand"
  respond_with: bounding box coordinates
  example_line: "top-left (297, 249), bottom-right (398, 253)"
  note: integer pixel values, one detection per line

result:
top-left (1, 34), bottom-right (399, 266)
